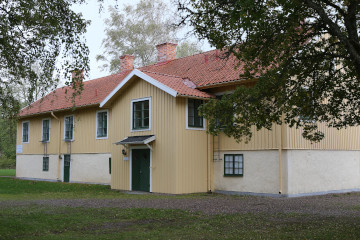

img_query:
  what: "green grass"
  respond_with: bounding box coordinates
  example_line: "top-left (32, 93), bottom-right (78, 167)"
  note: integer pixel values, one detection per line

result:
top-left (0, 177), bottom-right (212, 201)
top-left (0, 169), bottom-right (15, 176)
top-left (1, 206), bottom-right (360, 240)
top-left (1, 178), bottom-right (360, 239)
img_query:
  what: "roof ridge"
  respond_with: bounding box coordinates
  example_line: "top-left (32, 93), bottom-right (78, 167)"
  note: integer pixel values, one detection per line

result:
top-left (83, 70), bottom-right (130, 84)
top-left (138, 48), bottom-right (218, 69)
top-left (140, 70), bottom-right (184, 79)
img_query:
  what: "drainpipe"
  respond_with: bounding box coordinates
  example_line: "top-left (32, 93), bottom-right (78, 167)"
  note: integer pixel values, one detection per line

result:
top-left (51, 111), bottom-right (61, 181)
top-left (278, 115), bottom-right (284, 194)
top-left (207, 132), bottom-right (212, 193)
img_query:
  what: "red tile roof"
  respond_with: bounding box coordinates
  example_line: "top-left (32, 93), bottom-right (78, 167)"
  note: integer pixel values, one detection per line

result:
top-left (19, 71), bottom-right (131, 117)
top-left (141, 70), bottom-right (214, 99)
top-left (20, 49), bottom-right (243, 117)
top-left (140, 49), bottom-right (243, 87)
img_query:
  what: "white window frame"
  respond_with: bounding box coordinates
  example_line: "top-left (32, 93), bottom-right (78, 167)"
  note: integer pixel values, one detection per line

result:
top-left (130, 97), bottom-right (151, 132)
top-left (96, 109), bottom-right (109, 139)
top-left (64, 115), bottom-right (74, 141)
top-left (186, 98), bottom-right (206, 130)
top-left (41, 118), bottom-right (51, 142)
top-left (22, 121), bottom-right (30, 143)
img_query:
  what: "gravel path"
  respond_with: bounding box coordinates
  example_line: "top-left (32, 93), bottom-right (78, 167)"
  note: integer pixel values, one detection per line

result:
top-left (2, 192), bottom-right (360, 216)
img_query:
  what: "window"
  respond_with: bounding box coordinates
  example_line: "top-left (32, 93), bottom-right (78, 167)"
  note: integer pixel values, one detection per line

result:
top-left (42, 119), bottom-right (50, 142)
top-left (97, 110), bottom-right (108, 138)
top-left (132, 98), bottom-right (150, 130)
top-left (109, 157), bottom-right (111, 174)
top-left (64, 115), bottom-right (74, 141)
top-left (22, 121), bottom-right (29, 143)
top-left (187, 98), bottom-right (204, 128)
top-left (224, 154), bottom-right (243, 176)
top-left (43, 156), bottom-right (49, 171)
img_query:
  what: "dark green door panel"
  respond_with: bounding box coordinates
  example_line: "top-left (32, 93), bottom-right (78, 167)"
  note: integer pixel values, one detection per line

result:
top-left (64, 155), bottom-right (70, 183)
top-left (132, 149), bottom-right (150, 192)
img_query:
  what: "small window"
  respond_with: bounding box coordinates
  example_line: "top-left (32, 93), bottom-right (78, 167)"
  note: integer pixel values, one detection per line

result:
top-left (64, 116), bottom-right (74, 141)
top-left (132, 99), bottom-right (150, 130)
top-left (43, 156), bottom-right (49, 171)
top-left (42, 119), bottom-right (50, 142)
top-left (188, 99), bottom-right (204, 128)
top-left (224, 154), bottom-right (243, 176)
top-left (109, 157), bottom-right (111, 174)
top-left (22, 121), bottom-right (29, 143)
top-left (97, 110), bottom-right (108, 138)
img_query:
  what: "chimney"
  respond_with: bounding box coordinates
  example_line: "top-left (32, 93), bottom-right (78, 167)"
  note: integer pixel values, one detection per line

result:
top-left (156, 42), bottom-right (178, 63)
top-left (71, 69), bottom-right (84, 82)
top-left (120, 54), bottom-right (134, 72)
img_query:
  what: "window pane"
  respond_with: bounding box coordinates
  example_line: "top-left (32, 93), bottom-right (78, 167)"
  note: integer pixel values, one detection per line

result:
top-left (133, 100), bottom-right (149, 129)
top-left (65, 116), bottom-right (73, 140)
top-left (23, 122), bottom-right (29, 142)
top-left (97, 112), bottom-right (107, 137)
top-left (43, 120), bottom-right (50, 141)
top-left (188, 99), bottom-right (203, 128)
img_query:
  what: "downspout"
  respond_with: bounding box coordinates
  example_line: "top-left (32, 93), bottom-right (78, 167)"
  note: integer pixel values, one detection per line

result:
top-left (51, 111), bottom-right (61, 181)
top-left (207, 132), bottom-right (212, 193)
top-left (278, 116), bottom-right (284, 194)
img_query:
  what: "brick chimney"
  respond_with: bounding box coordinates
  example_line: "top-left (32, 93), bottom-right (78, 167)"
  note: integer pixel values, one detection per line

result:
top-left (120, 54), bottom-right (134, 72)
top-left (156, 42), bottom-right (178, 63)
top-left (71, 69), bottom-right (84, 82)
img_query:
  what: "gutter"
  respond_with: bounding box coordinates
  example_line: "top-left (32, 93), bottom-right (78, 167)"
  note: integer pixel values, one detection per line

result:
top-left (51, 111), bottom-right (62, 181)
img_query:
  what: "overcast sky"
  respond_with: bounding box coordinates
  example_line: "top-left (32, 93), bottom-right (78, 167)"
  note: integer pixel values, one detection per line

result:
top-left (72, 0), bottom-right (212, 81)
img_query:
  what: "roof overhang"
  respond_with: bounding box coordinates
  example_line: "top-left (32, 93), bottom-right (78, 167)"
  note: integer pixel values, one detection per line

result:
top-left (115, 135), bottom-right (155, 145)
top-left (100, 69), bottom-right (177, 108)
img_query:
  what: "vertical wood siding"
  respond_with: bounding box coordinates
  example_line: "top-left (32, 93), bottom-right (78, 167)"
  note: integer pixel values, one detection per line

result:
top-left (16, 107), bottom-right (111, 155)
top-left (175, 98), bottom-right (208, 193)
top-left (110, 78), bottom-right (177, 193)
top-left (219, 124), bottom-right (280, 151)
top-left (285, 124), bottom-right (360, 150)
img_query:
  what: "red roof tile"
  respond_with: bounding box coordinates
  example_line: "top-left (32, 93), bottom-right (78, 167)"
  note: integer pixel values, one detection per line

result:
top-left (141, 70), bottom-right (214, 98)
top-left (19, 71), bottom-right (131, 117)
top-left (20, 49), bottom-right (244, 117)
top-left (140, 50), bottom-right (243, 87)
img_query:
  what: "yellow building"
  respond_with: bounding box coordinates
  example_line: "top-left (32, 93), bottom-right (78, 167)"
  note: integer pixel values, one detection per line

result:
top-left (17, 43), bottom-right (360, 196)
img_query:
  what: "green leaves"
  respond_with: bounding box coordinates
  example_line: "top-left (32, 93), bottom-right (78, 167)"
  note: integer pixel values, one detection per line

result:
top-left (180, 0), bottom-right (360, 142)
top-left (0, 0), bottom-right (90, 117)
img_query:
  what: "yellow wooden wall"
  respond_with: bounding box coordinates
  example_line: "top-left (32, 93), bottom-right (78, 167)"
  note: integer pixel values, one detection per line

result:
top-left (109, 78), bottom-right (178, 194)
top-left (175, 98), bottom-right (209, 193)
top-left (17, 107), bottom-right (111, 155)
top-left (285, 124), bottom-right (360, 150)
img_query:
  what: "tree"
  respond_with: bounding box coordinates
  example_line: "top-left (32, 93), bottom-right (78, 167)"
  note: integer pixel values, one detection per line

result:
top-left (97, 0), bottom-right (202, 73)
top-left (0, 0), bottom-right (91, 117)
top-left (176, 40), bottom-right (202, 58)
top-left (179, 0), bottom-right (360, 142)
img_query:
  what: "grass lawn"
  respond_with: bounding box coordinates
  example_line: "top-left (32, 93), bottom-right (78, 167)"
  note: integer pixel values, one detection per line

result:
top-left (0, 177), bottom-right (187, 201)
top-left (1, 177), bottom-right (360, 239)
top-left (0, 169), bottom-right (15, 176)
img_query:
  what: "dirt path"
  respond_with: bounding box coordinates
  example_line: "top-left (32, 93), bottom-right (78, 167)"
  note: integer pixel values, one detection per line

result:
top-left (2, 192), bottom-right (360, 216)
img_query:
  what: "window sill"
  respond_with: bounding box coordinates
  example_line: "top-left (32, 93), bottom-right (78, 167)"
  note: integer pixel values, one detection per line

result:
top-left (224, 174), bottom-right (243, 177)
top-left (96, 136), bottom-right (108, 140)
top-left (186, 126), bottom-right (206, 131)
top-left (131, 128), bottom-right (151, 132)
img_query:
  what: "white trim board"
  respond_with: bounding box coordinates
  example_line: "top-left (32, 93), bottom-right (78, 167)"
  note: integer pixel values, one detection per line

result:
top-left (100, 69), bottom-right (177, 108)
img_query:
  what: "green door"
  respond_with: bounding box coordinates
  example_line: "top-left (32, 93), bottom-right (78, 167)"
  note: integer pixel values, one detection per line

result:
top-left (64, 155), bottom-right (70, 182)
top-left (132, 149), bottom-right (150, 192)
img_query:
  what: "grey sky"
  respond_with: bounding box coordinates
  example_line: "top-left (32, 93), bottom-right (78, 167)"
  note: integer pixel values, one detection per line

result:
top-left (72, 0), bottom-right (212, 81)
